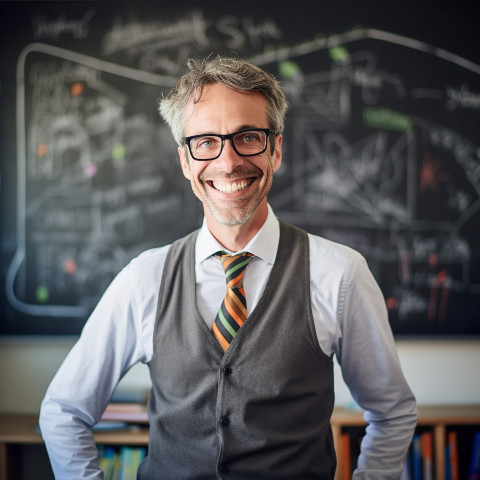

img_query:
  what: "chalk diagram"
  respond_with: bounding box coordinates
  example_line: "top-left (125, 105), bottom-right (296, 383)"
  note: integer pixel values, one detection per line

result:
top-left (260, 31), bottom-right (480, 330)
top-left (7, 43), bottom-right (184, 317)
top-left (5, 26), bottom-right (480, 333)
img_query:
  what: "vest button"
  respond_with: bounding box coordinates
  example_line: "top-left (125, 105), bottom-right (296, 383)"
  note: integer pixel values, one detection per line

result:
top-left (219, 464), bottom-right (229, 473)
top-left (223, 366), bottom-right (232, 375)
top-left (219, 416), bottom-right (230, 426)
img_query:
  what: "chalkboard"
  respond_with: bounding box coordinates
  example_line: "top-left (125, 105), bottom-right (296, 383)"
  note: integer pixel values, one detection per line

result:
top-left (1, 1), bottom-right (479, 336)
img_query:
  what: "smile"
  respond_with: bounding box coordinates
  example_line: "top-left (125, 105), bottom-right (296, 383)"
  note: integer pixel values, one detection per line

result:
top-left (210, 178), bottom-right (254, 193)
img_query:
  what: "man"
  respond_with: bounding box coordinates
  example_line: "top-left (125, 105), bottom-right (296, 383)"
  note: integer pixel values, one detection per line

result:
top-left (40, 56), bottom-right (417, 479)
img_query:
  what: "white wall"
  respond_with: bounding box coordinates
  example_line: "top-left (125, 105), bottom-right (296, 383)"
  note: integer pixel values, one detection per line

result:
top-left (1, 337), bottom-right (479, 413)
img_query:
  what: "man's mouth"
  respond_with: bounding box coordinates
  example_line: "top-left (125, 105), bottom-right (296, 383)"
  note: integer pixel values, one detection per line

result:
top-left (210, 178), bottom-right (254, 193)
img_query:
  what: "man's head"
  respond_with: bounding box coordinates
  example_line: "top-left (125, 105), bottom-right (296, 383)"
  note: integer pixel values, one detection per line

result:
top-left (159, 55), bottom-right (287, 146)
top-left (159, 56), bottom-right (287, 234)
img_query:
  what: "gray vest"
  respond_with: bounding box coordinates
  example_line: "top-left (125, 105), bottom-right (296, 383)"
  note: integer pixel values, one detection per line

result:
top-left (137, 221), bottom-right (335, 480)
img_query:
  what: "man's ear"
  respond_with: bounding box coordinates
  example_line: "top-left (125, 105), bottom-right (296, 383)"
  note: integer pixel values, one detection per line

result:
top-left (272, 134), bottom-right (283, 173)
top-left (178, 146), bottom-right (192, 180)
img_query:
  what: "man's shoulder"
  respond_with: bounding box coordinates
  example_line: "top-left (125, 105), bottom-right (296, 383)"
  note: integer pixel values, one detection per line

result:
top-left (127, 244), bottom-right (172, 274)
top-left (306, 230), bottom-right (364, 264)
top-left (128, 228), bottom-right (200, 272)
top-left (276, 218), bottom-right (364, 265)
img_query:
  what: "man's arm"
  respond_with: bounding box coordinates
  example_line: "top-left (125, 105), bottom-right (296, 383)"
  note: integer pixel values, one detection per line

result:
top-left (39, 263), bottom-right (148, 479)
top-left (338, 255), bottom-right (417, 479)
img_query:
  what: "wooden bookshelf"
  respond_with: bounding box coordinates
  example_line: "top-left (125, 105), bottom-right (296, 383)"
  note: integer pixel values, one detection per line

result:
top-left (332, 404), bottom-right (480, 480)
top-left (0, 414), bottom-right (149, 480)
top-left (1, 406), bottom-right (479, 480)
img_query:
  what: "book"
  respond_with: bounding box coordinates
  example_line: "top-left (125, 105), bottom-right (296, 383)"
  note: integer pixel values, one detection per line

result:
top-left (98, 446), bottom-right (121, 480)
top-left (448, 430), bottom-right (459, 480)
top-left (421, 432), bottom-right (433, 480)
top-left (340, 432), bottom-right (351, 480)
top-left (98, 446), bottom-right (146, 480)
top-left (119, 447), bottom-right (147, 480)
top-left (101, 389), bottom-right (149, 424)
top-left (92, 421), bottom-right (133, 431)
top-left (412, 434), bottom-right (422, 480)
top-left (101, 402), bottom-right (148, 423)
top-left (445, 442), bottom-right (450, 480)
top-left (470, 431), bottom-right (480, 480)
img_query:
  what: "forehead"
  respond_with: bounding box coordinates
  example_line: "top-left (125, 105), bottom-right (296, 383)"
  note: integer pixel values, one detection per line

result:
top-left (183, 83), bottom-right (268, 134)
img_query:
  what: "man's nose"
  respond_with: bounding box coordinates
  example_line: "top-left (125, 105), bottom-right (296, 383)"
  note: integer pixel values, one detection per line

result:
top-left (215, 139), bottom-right (244, 170)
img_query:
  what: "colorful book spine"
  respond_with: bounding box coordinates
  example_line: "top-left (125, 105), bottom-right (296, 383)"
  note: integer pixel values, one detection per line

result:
top-left (470, 431), bottom-right (480, 480)
top-left (421, 432), bottom-right (433, 480)
top-left (412, 433), bottom-right (422, 480)
top-left (99, 446), bottom-right (147, 480)
top-left (98, 446), bottom-right (119, 480)
top-left (340, 432), bottom-right (351, 480)
top-left (448, 430), bottom-right (459, 480)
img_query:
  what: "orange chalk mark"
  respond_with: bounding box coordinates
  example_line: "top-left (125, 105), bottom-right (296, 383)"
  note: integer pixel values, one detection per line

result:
top-left (64, 259), bottom-right (77, 275)
top-left (71, 82), bottom-right (84, 96)
top-left (419, 152), bottom-right (450, 192)
top-left (37, 144), bottom-right (48, 157)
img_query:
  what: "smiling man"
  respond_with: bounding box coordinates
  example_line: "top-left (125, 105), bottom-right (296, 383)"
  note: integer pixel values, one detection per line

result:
top-left (40, 56), bottom-right (417, 480)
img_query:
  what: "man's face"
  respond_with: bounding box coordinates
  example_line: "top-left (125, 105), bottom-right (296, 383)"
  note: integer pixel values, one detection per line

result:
top-left (178, 83), bottom-right (282, 227)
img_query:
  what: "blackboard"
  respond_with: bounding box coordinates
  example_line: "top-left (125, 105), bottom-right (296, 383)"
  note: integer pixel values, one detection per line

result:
top-left (1, 1), bottom-right (479, 336)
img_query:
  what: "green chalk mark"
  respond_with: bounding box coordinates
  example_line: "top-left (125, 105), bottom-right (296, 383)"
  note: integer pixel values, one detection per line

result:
top-left (363, 108), bottom-right (413, 132)
top-left (279, 60), bottom-right (300, 79)
top-left (36, 286), bottom-right (50, 303)
top-left (112, 144), bottom-right (126, 160)
top-left (329, 46), bottom-right (349, 63)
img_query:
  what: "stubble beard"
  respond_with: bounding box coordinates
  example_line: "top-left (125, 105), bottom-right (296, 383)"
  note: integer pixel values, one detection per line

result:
top-left (206, 196), bottom-right (260, 225)
top-left (199, 165), bottom-right (271, 225)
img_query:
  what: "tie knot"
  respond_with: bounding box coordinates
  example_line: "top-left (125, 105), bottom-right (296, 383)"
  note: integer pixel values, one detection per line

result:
top-left (217, 252), bottom-right (253, 288)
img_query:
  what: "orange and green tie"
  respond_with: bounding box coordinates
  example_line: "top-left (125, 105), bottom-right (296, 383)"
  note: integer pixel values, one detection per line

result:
top-left (212, 252), bottom-right (254, 352)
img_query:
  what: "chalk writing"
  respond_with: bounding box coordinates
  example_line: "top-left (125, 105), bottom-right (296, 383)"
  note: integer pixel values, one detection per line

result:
top-left (102, 12), bottom-right (209, 56)
top-left (216, 15), bottom-right (282, 49)
top-left (446, 84), bottom-right (480, 111)
top-left (32, 10), bottom-right (95, 40)
top-left (2, 6), bottom-right (479, 336)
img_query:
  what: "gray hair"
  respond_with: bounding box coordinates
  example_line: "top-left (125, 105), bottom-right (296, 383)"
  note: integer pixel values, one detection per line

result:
top-left (159, 55), bottom-right (288, 146)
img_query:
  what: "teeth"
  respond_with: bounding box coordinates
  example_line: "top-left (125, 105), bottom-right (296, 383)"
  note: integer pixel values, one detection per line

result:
top-left (212, 179), bottom-right (250, 193)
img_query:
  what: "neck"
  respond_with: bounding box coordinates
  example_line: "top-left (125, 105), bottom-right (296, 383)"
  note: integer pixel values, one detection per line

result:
top-left (205, 203), bottom-right (268, 252)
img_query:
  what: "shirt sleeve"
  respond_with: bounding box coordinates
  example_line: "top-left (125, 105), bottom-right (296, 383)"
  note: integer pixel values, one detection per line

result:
top-left (337, 254), bottom-right (417, 480)
top-left (39, 260), bottom-right (149, 480)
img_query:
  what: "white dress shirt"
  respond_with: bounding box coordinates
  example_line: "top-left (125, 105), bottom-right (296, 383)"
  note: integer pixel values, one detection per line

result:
top-left (40, 205), bottom-right (417, 480)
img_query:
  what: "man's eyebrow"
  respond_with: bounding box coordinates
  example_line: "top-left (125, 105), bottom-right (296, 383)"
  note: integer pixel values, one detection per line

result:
top-left (236, 124), bottom-right (262, 131)
top-left (187, 125), bottom-right (263, 137)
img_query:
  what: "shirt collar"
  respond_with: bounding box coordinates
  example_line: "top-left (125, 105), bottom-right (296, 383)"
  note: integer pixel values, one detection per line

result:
top-left (195, 204), bottom-right (279, 265)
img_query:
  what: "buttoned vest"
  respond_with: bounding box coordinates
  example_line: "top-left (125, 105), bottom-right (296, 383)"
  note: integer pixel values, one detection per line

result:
top-left (137, 221), bottom-right (335, 480)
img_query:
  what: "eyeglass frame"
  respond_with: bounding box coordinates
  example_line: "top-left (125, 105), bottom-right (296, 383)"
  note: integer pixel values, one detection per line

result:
top-left (181, 128), bottom-right (276, 161)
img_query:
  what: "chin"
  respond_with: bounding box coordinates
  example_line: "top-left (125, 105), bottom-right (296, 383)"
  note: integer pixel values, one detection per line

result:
top-left (208, 203), bottom-right (258, 226)
top-left (212, 210), bottom-right (253, 226)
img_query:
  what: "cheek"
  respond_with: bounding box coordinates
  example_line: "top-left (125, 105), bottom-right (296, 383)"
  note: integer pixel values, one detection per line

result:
top-left (188, 164), bottom-right (207, 189)
top-left (182, 159), bottom-right (203, 184)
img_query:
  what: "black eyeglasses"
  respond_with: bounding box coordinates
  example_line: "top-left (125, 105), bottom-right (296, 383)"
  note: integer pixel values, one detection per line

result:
top-left (181, 128), bottom-right (275, 161)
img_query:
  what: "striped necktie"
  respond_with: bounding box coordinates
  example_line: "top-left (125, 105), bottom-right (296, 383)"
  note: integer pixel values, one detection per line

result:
top-left (212, 252), bottom-right (254, 352)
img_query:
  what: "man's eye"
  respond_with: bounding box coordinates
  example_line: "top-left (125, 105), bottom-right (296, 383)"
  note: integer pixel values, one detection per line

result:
top-left (238, 132), bottom-right (261, 143)
top-left (196, 137), bottom-right (218, 148)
